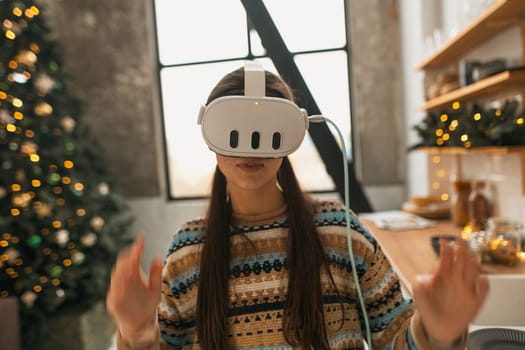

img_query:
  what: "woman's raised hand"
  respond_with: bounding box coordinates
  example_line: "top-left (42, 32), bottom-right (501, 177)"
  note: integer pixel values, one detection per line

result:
top-left (106, 234), bottom-right (164, 342)
top-left (412, 238), bottom-right (489, 345)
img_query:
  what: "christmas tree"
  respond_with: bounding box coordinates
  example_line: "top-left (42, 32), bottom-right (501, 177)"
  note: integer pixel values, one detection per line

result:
top-left (0, 0), bottom-right (132, 347)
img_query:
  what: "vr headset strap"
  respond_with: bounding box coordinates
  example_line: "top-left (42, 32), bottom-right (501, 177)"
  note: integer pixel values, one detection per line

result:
top-left (244, 61), bottom-right (265, 97)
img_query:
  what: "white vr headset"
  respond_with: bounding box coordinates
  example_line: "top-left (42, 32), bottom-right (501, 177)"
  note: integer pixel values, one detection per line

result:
top-left (197, 61), bottom-right (310, 158)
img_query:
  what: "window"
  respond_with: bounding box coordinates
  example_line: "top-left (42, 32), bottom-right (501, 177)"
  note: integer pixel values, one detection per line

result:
top-left (154, 0), bottom-right (351, 199)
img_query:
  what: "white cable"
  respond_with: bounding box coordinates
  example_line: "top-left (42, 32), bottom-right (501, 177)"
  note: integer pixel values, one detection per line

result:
top-left (308, 115), bottom-right (372, 349)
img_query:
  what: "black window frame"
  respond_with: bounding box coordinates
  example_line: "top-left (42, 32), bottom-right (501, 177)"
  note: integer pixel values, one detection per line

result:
top-left (151, 0), bottom-right (372, 212)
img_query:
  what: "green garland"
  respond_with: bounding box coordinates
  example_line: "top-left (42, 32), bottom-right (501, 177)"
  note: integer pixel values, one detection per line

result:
top-left (409, 99), bottom-right (525, 150)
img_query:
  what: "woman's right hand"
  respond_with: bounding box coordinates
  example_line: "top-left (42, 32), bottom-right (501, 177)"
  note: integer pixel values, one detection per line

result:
top-left (106, 234), bottom-right (164, 342)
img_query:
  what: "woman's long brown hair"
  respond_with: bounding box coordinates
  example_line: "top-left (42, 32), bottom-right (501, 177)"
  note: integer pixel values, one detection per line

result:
top-left (196, 68), bottom-right (334, 349)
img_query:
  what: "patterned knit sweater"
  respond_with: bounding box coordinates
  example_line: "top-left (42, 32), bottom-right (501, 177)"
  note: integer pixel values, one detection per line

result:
top-left (117, 200), bottom-right (462, 350)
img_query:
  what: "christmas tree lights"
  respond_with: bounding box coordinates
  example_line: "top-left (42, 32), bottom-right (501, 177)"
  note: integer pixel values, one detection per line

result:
top-left (0, 0), bottom-right (132, 347)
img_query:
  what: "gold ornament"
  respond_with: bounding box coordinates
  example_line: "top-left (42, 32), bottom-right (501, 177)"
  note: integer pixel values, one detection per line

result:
top-left (90, 216), bottom-right (105, 231)
top-left (21, 291), bottom-right (38, 308)
top-left (17, 50), bottom-right (37, 66)
top-left (20, 140), bottom-right (38, 156)
top-left (55, 229), bottom-right (70, 247)
top-left (0, 109), bottom-right (12, 123)
top-left (12, 192), bottom-right (32, 208)
top-left (80, 232), bottom-right (97, 247)
top-left (98, 182), bottom-right (110, 195)
top-left (34, 74), bottom-right (55, 94)
top-left (5, 248), bottom-right (19, 264)
top-left (60, 116), bottom-right (76, 133)
top-left (34, 102), bottom-right (53, 117)
top-left (35, 203), bottom-right (52, 218)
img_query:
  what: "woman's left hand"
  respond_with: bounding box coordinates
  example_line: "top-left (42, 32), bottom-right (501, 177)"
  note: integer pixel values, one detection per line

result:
top-left (412, 238), bottom-right (490, 344)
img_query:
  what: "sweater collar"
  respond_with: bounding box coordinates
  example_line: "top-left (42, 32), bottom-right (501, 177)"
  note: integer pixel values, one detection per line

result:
top-left (231, 204), bottom-right (288, 227)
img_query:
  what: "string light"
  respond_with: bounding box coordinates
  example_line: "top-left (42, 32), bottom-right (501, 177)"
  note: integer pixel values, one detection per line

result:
top-left (13, 7), bottom-right (23, 16)
top-left (516, 117), bottom-right (524, 125)
top-left (34, 102), bottom-right (52, 116)
top-left (24, 9), bottom-right (34, 18)
top-left (30, 6), bottom-right (40, 16)
top-left (30, 154), bottom-right (40, 162)
top-left (440, 114), bottom-right (448, 122)
top-left (12, 98), bottom-right (23, 108)
top-left (441, 193), bottom-right (449, 201)
top-left (473, 113), bottom-right (481, 121)
top-left (29, 43), bottom-right (40, 53)
top-left (452, 101), bottom-right (460, 110)
top-left (5, 30), bottom-right (16, 40)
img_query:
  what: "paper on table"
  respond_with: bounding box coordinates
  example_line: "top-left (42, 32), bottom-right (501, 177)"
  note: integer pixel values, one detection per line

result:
top-left (360, 210), bottom-right (435, 230)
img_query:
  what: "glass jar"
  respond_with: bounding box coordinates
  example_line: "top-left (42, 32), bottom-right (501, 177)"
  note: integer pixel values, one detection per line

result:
top-left (487, 217), bottom-right (523, 266)
top-left (451, 179), bottom-right (471, 227)
top-left (467, 180), bottom-right (492, 231)
top-left (467, 230), bottom-right (490, 264)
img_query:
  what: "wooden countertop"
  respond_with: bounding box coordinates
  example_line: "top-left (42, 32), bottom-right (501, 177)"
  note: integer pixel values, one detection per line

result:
top-left (360, 219), bottom-right (525, 295)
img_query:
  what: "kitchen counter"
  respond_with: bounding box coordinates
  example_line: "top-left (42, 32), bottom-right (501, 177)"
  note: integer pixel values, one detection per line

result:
top-left (360, 218), bottom-right (525, 296)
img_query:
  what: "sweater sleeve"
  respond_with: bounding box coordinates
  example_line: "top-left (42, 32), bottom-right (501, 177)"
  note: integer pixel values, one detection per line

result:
top-left (155, 220), bottom-right (205, 349)
top-left (116, 324), bottom-right (161, 350)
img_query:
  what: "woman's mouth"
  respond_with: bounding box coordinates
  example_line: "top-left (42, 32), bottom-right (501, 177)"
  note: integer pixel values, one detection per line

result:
top-left (237, 160), bottom-right (264, 172)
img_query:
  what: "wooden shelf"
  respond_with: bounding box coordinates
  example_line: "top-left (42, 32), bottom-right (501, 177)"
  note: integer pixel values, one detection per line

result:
top-left (416, 0), bottom-right (525, 70)
top-left (417, 145), bottom-right (525, 156)
top-left (417, 146), bottom-right (525, 194)
top-left (419, 69), bottom-right (525, 111)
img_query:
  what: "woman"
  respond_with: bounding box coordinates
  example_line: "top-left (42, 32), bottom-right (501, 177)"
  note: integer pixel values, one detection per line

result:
top-left (106, 67), bottom-right (488, 349)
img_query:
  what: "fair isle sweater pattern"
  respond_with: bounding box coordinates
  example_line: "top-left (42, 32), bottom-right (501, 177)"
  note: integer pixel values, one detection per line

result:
top-left (157, 200), bottom-right (418, 350)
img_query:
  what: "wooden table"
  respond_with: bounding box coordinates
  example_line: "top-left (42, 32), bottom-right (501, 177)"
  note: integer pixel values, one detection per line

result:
top-left (360, 219), bottom-right (525, 295)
